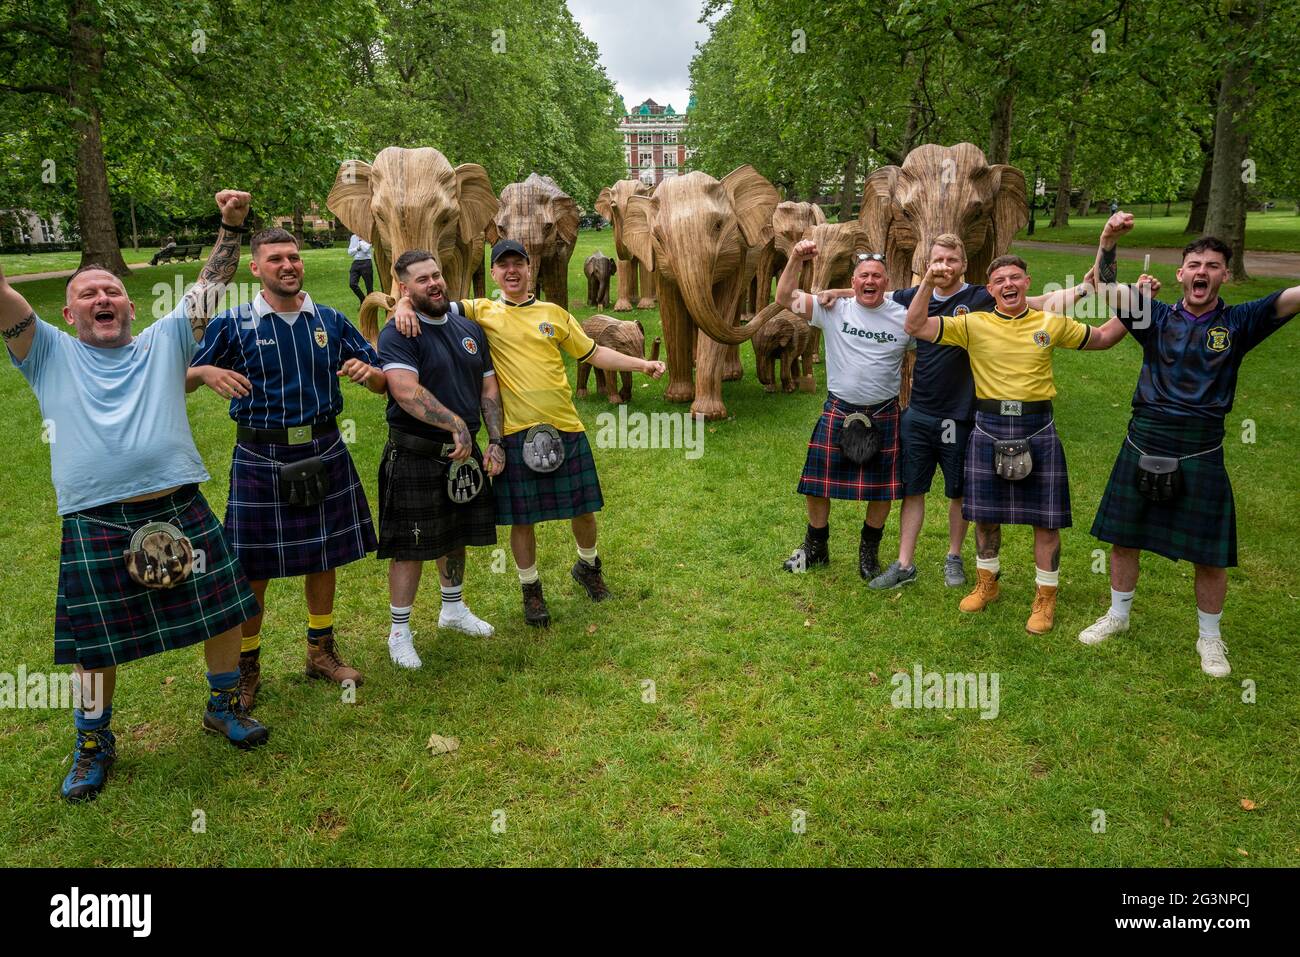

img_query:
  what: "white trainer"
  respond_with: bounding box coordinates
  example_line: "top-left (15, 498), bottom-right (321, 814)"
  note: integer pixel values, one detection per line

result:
top-left (1196, 636), bottom-right (1231, 677)
top-left (1078, 611), bottom-right (1130, 646)
top-left (439, 606), bottom-right (495, 637)
top-left (388, 630), bottom-right (422, 669)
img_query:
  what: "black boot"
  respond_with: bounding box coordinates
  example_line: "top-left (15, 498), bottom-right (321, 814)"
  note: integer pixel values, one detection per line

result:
top-left (571, 556), bottom-right (612, 601)
top-left (522, 580), bottom-right (551, 628)
top-left (859, 522), bottom-right (884, 581)
top-left (783, 524), bottom-right (830, 572)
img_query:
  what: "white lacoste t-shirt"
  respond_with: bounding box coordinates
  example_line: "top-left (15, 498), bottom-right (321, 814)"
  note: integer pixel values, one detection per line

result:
top-left (810, 295), bottom-right (913, 406)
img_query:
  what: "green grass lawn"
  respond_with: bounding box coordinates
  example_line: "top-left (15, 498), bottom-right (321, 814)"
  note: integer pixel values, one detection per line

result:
top-left (1017, 206), bottom-right (1300, 253)
top-left (0, 246), bottom-right (159, 277)
top-left (1, 233), bottom-right (1297, 866)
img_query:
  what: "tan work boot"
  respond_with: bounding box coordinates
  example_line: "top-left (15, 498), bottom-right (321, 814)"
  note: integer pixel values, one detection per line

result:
top-left (305, 634), bottom-right (364, 686)
top-left (237, 653), bottom-right (261, 711)
top-left (959, 568), bottom-right (1000, 612)
top-left (1026, 585), bottom-right (1058, 634)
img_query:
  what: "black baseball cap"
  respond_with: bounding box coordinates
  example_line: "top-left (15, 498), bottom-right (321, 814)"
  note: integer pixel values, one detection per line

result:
top-left (490, 239), bottom-right (529, 265)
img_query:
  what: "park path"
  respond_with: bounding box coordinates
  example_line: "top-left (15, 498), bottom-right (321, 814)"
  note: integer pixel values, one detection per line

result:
top-left (1014, 240), bottom-right (1300, 278)
top-left (7, 262), bottom-right (153, 284)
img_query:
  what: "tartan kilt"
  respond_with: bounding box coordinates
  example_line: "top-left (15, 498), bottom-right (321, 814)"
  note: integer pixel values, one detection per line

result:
top-left (377, 440), bottom-right (498, 561)
top-left (796, 393), bottom-right (903, 501)
top-left (495, 429), bottom-right (604, 526)
top-left (1091, 411), bottom-right (1234, 567)
top-left (224, 430), bottom-right (377, 580)
top-left (54, 485), bottom-right (259, 669)
top-left (963, 411), bottom-right (1072, 528)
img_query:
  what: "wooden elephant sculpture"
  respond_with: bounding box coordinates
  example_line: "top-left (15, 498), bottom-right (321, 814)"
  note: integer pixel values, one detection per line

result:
top-left (750, 304), bottom-right (815, 394)
top-left (750, 200), bottom-right (826, 313)
top-left (326, 146), bottom-right (497, 343)
top-left (488, 173), bottom-right (579, 310)
top-left (576, 315), bottom-right (660, 404)
top-left (595, 179), bottom-right (656, 311)
top-left (584, 251), bottom-right (615, 308)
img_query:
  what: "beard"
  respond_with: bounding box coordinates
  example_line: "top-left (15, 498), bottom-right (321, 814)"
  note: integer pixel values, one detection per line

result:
top-left (413, 290), bottom-right (450, 317)
top-left (262, 272), bottom-right (302, 299)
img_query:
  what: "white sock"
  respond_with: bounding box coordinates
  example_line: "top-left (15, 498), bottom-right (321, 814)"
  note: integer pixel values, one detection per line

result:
top-left (441, 585), bottom-right (467, 615)
top-left (976, 556), bottom-right (1000, 575)
top-left (517, 564), bottom-right (539, 585)
top-left (1109, 588), bottom-right (1134, 621)
top-left (390, 604), bottom-right (412, 633)
top-left (1035, 567), bottom-right (1059, 588)
top-left (577, 544), bottom-right (598, 564)
top-left (1197, 608), bottom-right (1222, 638)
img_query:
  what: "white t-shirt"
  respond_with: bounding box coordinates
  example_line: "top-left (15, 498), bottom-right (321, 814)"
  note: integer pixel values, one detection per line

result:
top-left (810, 295), bottom-right (913, 406)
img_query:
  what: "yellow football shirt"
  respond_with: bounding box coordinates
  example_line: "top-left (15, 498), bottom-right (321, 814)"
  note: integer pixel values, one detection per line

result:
top-left (459, 296), bottom-right (597, 435)
top-left (933, 307), bottom-right (1092, 401)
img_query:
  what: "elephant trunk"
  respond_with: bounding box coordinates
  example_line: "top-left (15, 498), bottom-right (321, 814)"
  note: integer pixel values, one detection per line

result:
top-left (678, 272), bottom-right (776, 345)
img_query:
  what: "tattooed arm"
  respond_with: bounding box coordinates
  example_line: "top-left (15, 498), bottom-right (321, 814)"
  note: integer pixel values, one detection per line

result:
top-left (386, 369), bottom-right (473, 461)
top-left (0, 263), bottom-right (38, 362)
top-left (183, 190), bottom-right (251, 343)
top-left (481, 372), bottom-right (505, 477)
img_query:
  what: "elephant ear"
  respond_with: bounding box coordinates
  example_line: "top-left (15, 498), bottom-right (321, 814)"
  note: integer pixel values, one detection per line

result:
top-left (860, 165), bottom-right (899, 252)
top-left (554, 195), bottom-right (580, 250)
top-left (989, 164), bottom-right (1030, 256)
top-left (621, 194), bottom-right (655, 271)
top-left (484, 220), bottom-right (500, 246)
top-left (722, 165), bottom-right (779, 249)
top-left (594, 187), bottom-right (614, 222)
top-left (455, 163), bottom-right (498, 244)
top-left (326, 159), bottom-right (374, 239)
top-left (810, 202), bottom-right (827, 226)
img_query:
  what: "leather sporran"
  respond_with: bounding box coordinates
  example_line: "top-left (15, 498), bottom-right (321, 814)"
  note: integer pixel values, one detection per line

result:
top-left (840, 412), bottom-right (881, 465)
top-left (280, 456), bottom-right (330, 507)
top-left (124, 522), bottom-right (194, 589)
top-left (994, 439), bottom-right (1033, 481)
top-left (1135, 454), bottom-right (1182, 503)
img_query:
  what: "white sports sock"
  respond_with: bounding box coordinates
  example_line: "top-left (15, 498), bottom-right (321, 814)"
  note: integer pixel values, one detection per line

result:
top-left (441, 585), bottom-right (466, 614)
top-left (1109, 588), bottom-right (1135, 621)
top-left (577, 544), bottom-right (598, 564)
top-left (976, 556), bottom-right (1000, 575)
top-left (1197, 608), bottom-right (1223, 638)
top-left (517, 564), bottom-right (539, 585)
top-left (1035, 567), bottom-right (1059, 588)
top-left (390, 604), bottom-right (412, 633)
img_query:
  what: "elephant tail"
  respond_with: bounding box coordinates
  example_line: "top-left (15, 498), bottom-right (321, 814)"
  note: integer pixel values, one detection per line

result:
top-left (360, 291), bottom-right (397, 345)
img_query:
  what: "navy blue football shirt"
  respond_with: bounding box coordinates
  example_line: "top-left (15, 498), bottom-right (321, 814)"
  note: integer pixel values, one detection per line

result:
top-left (892, 283), bottom-right (992, 421)
top-left (378, 310), bottom-right (494, 442)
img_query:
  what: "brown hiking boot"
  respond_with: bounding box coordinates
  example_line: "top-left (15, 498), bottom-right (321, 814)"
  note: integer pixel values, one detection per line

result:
top-left (959, 568), bottom-right (1000, 612)
top-left (1026, 585), bottom-right (1058, 634)
top-left (238, 653), bottom-right (261, 711)
top-left (305, 634), bottom-right (364, 686)
top-left (571, 557), bottom-right (611, 602)
top-left (522, 580), bottom-right (551, 628)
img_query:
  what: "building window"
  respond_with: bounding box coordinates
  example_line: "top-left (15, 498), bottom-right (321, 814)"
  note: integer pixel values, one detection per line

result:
top-left (664, 154), bottom-right (677, 168)
top-left (38, 217), bottom-right (54, 242)
top-left (638, 132), bottom-right (652, 145)
top-left (664, 132), bottom-right (677, 145)
top-left (641, 154), bottom-right (654, 169)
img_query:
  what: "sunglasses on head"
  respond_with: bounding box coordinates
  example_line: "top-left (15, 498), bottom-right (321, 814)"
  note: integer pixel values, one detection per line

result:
top-left (854, 253), bottom-right (886, 263)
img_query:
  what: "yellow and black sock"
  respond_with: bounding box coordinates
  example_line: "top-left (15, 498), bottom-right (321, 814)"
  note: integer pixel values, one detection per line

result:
top-left (240, 632), bottom-right (261, 659)
top-left (306, 613), bottom-right (333, 646)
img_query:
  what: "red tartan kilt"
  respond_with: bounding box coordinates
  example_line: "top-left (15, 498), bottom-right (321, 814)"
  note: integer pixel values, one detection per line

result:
top-left (796, 394), bottom-right (903, 501)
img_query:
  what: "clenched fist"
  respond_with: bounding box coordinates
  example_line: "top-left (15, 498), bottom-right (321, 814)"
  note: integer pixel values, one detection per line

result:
top-left (791, 239), bottom-right (818, 262)
top-left (216, 190), bottom-right (252, 227)
top-left (1102, 211), bottom-right (1134, 241)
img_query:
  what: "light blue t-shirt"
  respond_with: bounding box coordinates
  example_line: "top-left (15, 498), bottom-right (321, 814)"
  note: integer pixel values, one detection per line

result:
top-left (11, 302), bottom-right (210, 515)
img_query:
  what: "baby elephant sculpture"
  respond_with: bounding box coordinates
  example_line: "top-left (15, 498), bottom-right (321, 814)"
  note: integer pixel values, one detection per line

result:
top-left (750, 304), bottom-right (815, 394)
top-left (585, 251), bottom-right (615, 308)
top-left (577, 315), bottom-right (660, 404)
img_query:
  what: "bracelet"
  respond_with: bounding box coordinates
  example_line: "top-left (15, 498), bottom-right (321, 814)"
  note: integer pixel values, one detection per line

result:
top-left (220, 221), bottom-right (249, 234)
top-left (487, 438), bottom-right (504, 449)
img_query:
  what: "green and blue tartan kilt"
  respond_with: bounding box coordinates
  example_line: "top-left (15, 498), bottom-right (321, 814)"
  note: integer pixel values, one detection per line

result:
top-left (494, 429), bottom-right (604, 526)
top-left (1091, 411), bottom-right (1235, 567)
top-left (54, 485), bottom-right (260, 670)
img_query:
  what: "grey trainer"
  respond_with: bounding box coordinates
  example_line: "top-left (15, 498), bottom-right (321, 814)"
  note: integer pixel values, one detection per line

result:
top-left (869, 561), bottom-right (917, 590)
top-left (943, 554), bottom-right (967, 587)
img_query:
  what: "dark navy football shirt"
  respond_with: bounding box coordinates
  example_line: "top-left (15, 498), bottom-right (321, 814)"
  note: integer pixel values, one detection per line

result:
top-left (192, 292), bottom-right (380, 428)
top-left (378, 310), bottom-right (493, 442)
top-left (1116, 290), bottom-right (1293, 420)
top-left (891, 283), bottom-right (992, 421)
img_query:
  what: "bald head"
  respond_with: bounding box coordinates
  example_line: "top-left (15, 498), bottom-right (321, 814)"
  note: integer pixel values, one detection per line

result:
top-left (63, 265), bottom-right (135, 348)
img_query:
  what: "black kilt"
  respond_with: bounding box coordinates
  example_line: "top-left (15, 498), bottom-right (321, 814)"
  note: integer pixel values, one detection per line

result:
top-left (494, 429), bottom-right (604, 526)
top-left (1091, 411), bottom-right (1234, 567)
top-left (963, 411), bottom-right (1072, 528)
top-left (796, 393), bottom-right (903, 501)
top-left (377, 440), bottom-right (497, 561)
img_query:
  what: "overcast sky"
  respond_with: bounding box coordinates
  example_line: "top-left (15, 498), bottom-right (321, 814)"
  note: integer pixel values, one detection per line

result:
top-left (566, 0), bottom-right (712, 113)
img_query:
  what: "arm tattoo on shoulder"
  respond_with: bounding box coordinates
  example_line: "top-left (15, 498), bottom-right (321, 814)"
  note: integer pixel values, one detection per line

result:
top-left (1098, 246), bottom-right (1118, 285)
top-left (2, 311), bottom-right (35, 341)
top-left (185, 226), bottom-right (243, 340)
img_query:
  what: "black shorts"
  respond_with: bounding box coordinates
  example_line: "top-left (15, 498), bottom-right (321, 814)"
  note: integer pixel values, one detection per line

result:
top-left (376, 442), bottom-right (497, 561)
top-left (900, 406), bottom-right (972, 499)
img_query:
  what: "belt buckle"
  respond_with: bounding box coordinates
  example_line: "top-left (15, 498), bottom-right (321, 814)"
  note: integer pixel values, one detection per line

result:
top-left (999, 400), bottom-right (1023, 416)
top-left (287, 426), bottom-right (311, 445)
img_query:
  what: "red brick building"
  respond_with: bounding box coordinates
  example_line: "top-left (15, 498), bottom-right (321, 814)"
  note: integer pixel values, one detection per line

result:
top-left (618, 97), bottom-right (695, 186)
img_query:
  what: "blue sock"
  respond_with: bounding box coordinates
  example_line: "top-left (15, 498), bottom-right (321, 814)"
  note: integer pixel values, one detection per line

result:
top-left (74, 706), bottom-right (112, 733)
top-left (207, 670), bottom-right (239, 702)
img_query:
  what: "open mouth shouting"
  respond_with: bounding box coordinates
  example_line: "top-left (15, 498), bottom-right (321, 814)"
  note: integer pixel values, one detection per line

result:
top-left (93, 308), bottom-right (117, 327)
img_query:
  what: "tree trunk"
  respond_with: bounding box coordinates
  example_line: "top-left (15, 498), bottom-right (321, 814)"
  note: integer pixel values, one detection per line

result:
top-left (1074, 188), bottom-right (1092, 217)
top-left (1204, 55), bottom-right (1254, 280)
top-left (837, 153), bottom-right (858, 223)
top-left (987, 79), bottom-right (1015, 166)
top-left (1050, 121), bottom-right (1078, 228)
top-left (69, 0), bottom-right (128, 275)
top-left (129, 196), bottom-right (138, 250)
top-left (1185, 147), bottom-right (1213, 234)
top-left (292, 206), bottom-right (305, 244)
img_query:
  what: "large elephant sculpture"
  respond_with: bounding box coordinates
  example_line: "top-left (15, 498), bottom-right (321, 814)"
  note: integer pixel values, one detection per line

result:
top-left (620, 165), bottom-right (782, 420)
top-left (595, 179), bottom-right (656, 311)
top-left (750, 200), bottom-right (826, 313)
top-left (326, 146), bottom-right (498, 342)
top-left (487, 173), bottom-right (579, 310)
top-left (577, 315), bottom-right (660, 405)
top-left (860, 142), bottom-right (1029, 291)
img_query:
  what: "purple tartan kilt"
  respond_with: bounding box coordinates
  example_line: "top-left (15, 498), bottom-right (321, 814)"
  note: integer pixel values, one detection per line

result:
top-left (224, 431), bottom-right (377, 580)
top-left (963, 411), bottom-right (1072, 528)
top-left (796, 394), bottom-right (903, 501)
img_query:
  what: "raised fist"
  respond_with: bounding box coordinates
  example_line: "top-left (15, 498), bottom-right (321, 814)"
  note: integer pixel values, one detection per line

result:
top-left (1102, 211), bottom-right (1134, 240)
top-left (791, 239), bottom-right (817, 262)
top-left (216, 190), bottom-right (252, 226)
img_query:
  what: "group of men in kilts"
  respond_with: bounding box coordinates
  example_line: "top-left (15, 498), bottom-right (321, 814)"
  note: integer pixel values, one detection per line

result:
top-left (5, 187), bottom-right (664, 802)
top-left (776, 211), bottom-right (1297, 679)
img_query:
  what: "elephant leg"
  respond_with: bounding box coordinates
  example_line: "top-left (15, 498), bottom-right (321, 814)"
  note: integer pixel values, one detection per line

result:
top-left (692, 335), bottom-right (729, 421)
top-left (636, 262), bottom-right (656, 310)
top-left (614, 259), bottom-right (634, 311)
top-left (600, 274), bottom-right (610, 308)
top-left (899, 348), bottom-right (916, 409)
top-left (756, 348), bottom-right (776, 392)
top-left (782, 351), bottom-right (798, 393)
top-left (472, 256), bottom-right (486, 299)
top-left (586, 273), bottom-right (596, 307)
top-left (810, 326), bottom-right (822, 365)
top-left (547, 253), bottom-right (570, 312)
top-left (577, 360), bottom-right (591, 398)
top-left (798, 338), bottom-right (817, 392)
top-left (659, 283), bottom-right (695, 404)
top-left (617, 370), bottom-right (632, 404)
top-left (722, 343), bottom-right (743, 382)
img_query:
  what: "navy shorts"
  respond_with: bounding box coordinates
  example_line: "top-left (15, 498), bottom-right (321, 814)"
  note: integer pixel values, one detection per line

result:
top-left (900, 406), bottom-right (972, 499)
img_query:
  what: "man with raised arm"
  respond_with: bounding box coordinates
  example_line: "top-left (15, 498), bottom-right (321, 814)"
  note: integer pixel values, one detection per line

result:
top-left (2, 191), bottom-right (269, 803)
top-left (1081, 219), bottom-right (1299, 677)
